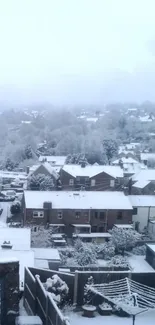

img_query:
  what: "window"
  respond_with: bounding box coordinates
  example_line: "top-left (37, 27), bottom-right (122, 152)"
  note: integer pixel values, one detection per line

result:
top-left (75, 211), bottom-right (81, 219)
top-left (95, 211), bottom-right (98, 218)
top-left (76, 176), bottom-right (80, 182)
top-left (110, 179), bottom-right (115, 187)
top-left (99, 211), bottom-right (105, 220)
top-left (33, 211), bottom-right (44, 218)
top-left (117, 211), bottom-right (123, 220)
top-left (91, 179), bottom-right (96, 187)
top-left (57, 211), bottom-right (63, 219)
top-left (69, 179), bottom-right (74, 186)
top-left (133, 208), bottom-right (137, 215)
top-left (85, 177), bottom-right (89, 183)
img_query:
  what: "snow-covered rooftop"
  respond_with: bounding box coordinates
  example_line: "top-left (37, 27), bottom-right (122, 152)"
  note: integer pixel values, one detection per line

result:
top-left (32, 248), bottom-right (60, 261)
top-left (141, 153), bottom-right (155, 161)
top-left (132, 180), bottom-right (150, 189)
top-left (0, 228), bottom-right (31, 250)
top-left (0, 250), bottom-right (34, 289)
top-left (62, 164), bottom-right (123, 178)
top-left (128, 255), bottom-right (155, 272)
top-left (0, 170), bottom-right (27, 180)
top-left (146, 244), bottom-right (155, 253)
top-left (129, 195), bottom-right (155, 207)
top-left (76, 232), bottom-right (111, 238)
top-left (29, 162), bottom-right (59, 179)
top-left (24, 190), bottom-right (133, 210)
top-left (114, 224), bottom-right (133, 229)
top-left (34, 259), bottom-right (49, 269)
top-left (132, 169), bottom-right (155, 182)
top-left (112, 157), bottom-right (138, 164)
top-left (39, 155), bottom-right (67, 166)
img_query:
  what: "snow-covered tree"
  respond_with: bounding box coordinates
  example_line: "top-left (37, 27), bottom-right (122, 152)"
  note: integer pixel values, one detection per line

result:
top-left (10, 201), bottom-right (21, 214)
top-left (31, 226), bottom-right (56, 247)
top-left (110, 227), bottom-right (142, 254)
top-left (24, 144), bottom-right (33, 159)
top-left (28, 173), bottom-right (54, 191)
top-left (132, 245), bottom-right (146, 255)
top-left (76, 245), bottom-right (97, 266)
top-left (5, 158), bottom-right (15, 171)
top-left (97, 242), bottom-right (115, 260)
top-left (103, 139), bottom-right (118, 163)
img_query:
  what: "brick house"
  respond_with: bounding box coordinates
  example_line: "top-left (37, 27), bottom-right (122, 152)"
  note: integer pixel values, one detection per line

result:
top-left (60, 164), bottom-right (124, 191)
top-left (22, 190), bottom-right (132, 234)
top-left (131, 170), bottom-right (155, 195)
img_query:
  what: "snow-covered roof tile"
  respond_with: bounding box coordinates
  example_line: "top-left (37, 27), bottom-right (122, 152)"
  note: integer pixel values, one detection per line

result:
top-left (24, 190), bottom-right (132, 210)
top-left (62, 164), bottom-right (123, 178)
top-left (141, 153), bottom-right (155, 161)
top-left (129, 195), bottom-right (155, 207)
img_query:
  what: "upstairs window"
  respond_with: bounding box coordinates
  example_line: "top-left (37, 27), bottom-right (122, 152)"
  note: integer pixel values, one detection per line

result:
top-left (110, 179), bottom-right (115, 187)
top-left (99, 212), bottom-right (105, 220)
top-left (91, 179), bottom-right (96, 186)
top-left (69, 179), bottom-right (74, 186)
top-left (117, 211), bottom-right (123, 220)
top-left (132, 208), bottom-right (137, 215)
top-left (75, 211), bottom-right (81, 219)
top-left (33, 211), bottom-right (44, 218)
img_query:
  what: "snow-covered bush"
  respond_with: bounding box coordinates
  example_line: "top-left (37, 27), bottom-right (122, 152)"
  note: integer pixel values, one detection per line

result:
top-left (10, 201), bottom-right (21, 214)
top-left (59, 248), bottom-right (75, 265)
top-left (108, 255), bottom-right (131, 269)
top-left (74, 239), bottom-right (84, 252)
top-left (96, 242), bottom-right (115, 260)
top-left (44, 275), bottom-right (69, 306)
top-left (110, 227), bottom-right (141, 254)
top-left (31, 226), bottom-right (54, 248)
top-left (76, 245), bottom-right (97, 266)
top-left (132, 245), bottom-right (146, 255)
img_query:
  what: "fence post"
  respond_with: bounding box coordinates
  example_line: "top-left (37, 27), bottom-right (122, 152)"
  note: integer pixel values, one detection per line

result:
top-left (73, 271), bottom-right (79, 305)
top-left (46, 293), bottom-right (49, 325)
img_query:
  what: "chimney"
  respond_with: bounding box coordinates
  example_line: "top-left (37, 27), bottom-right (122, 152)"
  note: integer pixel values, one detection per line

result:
top-left (1, 241), bottom-right (13, 249)
top-left (26, 166), bottom-right (30, 174)
top-left (81, 161), bottom-right (86, 168)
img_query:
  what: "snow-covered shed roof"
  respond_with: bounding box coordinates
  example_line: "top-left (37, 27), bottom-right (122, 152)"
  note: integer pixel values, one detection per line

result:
top-left (141, 153), bottom-right (155, 161)
top-left (112, 157), bottom-right (138, 165)
top-left (62, 164), bottom-right (123, 178)
top-left (129, 195), bottom-right (155, 207)
top-left (132, 180), bottom-right (150, 189)
top-left (146, 244), bottom-right (155, 253)
top-left (39, 156), bottom-right (67, 166)
top-left (32, 248), bottom-right (60, 261)
top-left (114, 224), bottom-right (133, 229)
top-left (24, 190), bottom-right (132, 210)
top-left (132, 169), bottom-right (155, 182)
top-left (0, 228), bottom-right (31, 250)
top-left (0, 250), bottom-right (34, 289)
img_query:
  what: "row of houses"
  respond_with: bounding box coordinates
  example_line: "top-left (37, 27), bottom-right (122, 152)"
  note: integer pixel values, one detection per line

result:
top-left (21, 190), bottom-right (155, 236)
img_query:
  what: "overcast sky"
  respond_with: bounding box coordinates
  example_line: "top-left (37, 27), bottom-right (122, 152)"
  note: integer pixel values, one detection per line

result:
top-left (0, 0), bottom-right (155, 106)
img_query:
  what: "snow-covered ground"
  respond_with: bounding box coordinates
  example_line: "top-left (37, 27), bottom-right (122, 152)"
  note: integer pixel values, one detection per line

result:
top-left (128, 255), bottom-right (155, 273)
top-left (67, 310), bottom-right (155, 325)
top-left (0, 202), bottom-right (11, 226)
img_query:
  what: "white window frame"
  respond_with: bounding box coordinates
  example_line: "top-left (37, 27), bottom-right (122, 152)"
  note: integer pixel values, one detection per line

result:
top-left (91, 179), bottom-right (96, 187)
top-left (75, 211), bottom-right (81, 219)
top-left (69, 179), bottom-right (74, 186)
top-left (33, 211), bottom-right (44, 218)
top-left (110, 179), bottom-right (115, 187)
top-left (57, 211), bottom-right (63, 219)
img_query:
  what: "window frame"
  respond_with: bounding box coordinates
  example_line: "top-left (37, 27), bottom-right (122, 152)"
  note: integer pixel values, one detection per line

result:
top-left (110, 179), bottom-right (115, 187)
top-left (75, 211), bottom-right (81, 219)
top-left (132, 207), bottom-right (138, 215)
top-left (33, 211), bottom-right (44, 218)
top-left (117, 211), bottom-right (123, 220)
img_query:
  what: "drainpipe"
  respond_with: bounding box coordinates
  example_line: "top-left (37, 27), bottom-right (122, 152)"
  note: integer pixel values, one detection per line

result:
top-left (105, 209), bottom-right (108, 232)
top-left (147, 206), bottom-right (151, 229)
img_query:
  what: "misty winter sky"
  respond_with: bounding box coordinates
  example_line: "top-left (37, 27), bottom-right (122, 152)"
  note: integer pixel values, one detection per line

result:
top-left (0, 0), bottom-right (155, 105)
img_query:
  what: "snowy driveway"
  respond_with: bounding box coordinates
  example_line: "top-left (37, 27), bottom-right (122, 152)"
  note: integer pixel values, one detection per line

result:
top-left (0, 202), bottom-right (12, 227)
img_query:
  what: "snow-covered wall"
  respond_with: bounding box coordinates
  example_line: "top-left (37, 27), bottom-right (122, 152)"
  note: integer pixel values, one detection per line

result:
top-left (132, 207), bottom-right (155, 232)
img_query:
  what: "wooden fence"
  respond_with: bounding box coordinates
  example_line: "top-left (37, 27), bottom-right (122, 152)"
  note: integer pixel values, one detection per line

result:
top-left (24, 268), bottom-right (70, 325)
